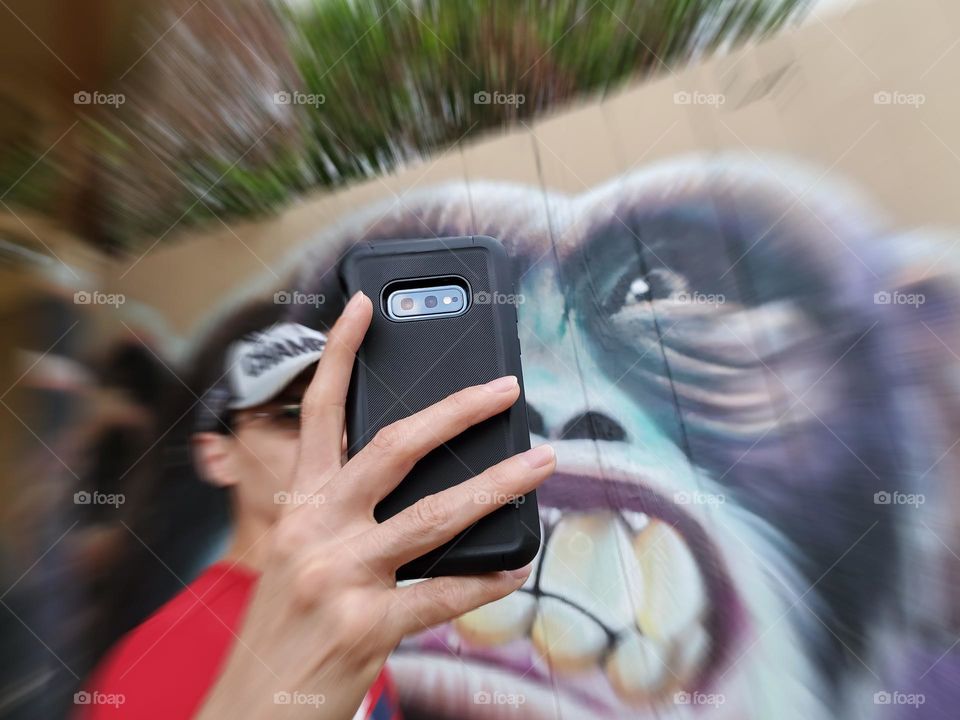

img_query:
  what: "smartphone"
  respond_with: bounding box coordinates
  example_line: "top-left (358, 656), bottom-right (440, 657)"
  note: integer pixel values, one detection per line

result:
top-left (339, 236), bottom-right (541, 580)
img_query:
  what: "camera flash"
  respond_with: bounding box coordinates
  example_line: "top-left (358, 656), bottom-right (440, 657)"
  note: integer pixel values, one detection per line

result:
top-left (442, 296), bottom-right (453, 305)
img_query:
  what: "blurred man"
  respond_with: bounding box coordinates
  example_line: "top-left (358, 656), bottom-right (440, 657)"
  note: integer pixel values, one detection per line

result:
top-left (78, 321), bottom-right (402, 719)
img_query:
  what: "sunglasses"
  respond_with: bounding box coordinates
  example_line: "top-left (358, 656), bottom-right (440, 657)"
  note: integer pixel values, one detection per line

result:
top-left (232, 402), bottom-right (302, 430)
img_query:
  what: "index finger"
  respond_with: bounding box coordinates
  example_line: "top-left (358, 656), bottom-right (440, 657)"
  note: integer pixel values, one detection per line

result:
top-left (295, 291), bottom-right (372, 485)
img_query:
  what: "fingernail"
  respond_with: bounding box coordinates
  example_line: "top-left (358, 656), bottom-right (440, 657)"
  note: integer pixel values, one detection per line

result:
top-left (521, 444), bottom-right (554, 468)
top-left (508, 564), bottom-right (532, 580)
top-left (345, 291), bottom-right (366, 314)
top-left (483, 375), bottom-right (517, 392)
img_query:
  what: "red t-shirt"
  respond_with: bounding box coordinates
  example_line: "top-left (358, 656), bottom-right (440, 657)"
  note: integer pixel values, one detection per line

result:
top-left (77, 562), bottom-right (401, 719)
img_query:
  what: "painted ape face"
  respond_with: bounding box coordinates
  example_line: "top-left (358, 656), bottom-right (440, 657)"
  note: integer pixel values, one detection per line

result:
top-left (290, 158), bottom-right (937, 719)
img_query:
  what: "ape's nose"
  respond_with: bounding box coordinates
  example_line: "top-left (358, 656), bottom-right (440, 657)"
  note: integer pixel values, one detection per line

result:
top-left (562, 411), bottom-right (628, 441)
top-left (526, 404), bottom-right (547, 437)
top-left (526, 404), bottom-right (627, 442)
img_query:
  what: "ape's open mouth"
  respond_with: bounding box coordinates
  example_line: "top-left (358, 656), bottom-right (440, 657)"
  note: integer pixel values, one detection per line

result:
top-left (390, 465), bottom-right (746, 719)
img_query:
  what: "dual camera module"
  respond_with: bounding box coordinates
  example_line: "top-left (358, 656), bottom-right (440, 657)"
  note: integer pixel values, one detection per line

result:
top-left (387, 282), bottom-right (468, 321)
top-left (399, 295), bottom-right (448, 310)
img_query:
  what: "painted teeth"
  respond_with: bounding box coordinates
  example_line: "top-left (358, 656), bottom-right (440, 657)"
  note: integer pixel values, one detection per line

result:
top-left (670, 622), bottom-right (711, 684)
top-left (539, 513), bottom-right (643, 634)
top-left (453, 591), bottom-right (537, 646)
top-left (530, 596), bottom-right (607, 672)
top-left (449, 509), bottom-right (711, 703)
top-left (605, 631), bottom-right (670, 702)
top-left (633, 519), bottom-right (707, 642)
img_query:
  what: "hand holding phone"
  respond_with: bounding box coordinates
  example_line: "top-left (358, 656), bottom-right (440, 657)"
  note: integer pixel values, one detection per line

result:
top-left (340, 236), bottom-right (542, 579)
top-left (197, 292), bottom-right (554, 720)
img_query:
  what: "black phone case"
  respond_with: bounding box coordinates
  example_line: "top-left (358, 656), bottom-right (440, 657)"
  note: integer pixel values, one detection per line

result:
top-left (339, 236), bottom-right (540, 580)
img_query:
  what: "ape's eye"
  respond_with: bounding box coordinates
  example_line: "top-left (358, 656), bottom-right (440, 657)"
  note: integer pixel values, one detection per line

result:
top-left (627, 277), bottom-right (651, 304)
top-left (606, 266), bottom-right (687, 315)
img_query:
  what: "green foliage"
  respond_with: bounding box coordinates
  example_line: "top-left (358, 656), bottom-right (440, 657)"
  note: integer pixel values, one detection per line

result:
top-left (2, 0), bottom-right (809, 250)
top-left (285, 0), bottom-right (808, 189)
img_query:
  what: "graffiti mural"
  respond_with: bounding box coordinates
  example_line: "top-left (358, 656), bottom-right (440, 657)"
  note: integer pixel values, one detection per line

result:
top-left (281, 157), bottom-right (959, 719)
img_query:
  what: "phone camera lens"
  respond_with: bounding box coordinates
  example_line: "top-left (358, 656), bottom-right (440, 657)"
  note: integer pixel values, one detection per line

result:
top-left (424, 295), bottom-right (438, 309)
top-left (400, 297), bottom-right (414, 311)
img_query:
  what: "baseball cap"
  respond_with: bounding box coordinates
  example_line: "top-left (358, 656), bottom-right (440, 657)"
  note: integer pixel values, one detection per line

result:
top-left (195, 322), bottom-right (327, 433)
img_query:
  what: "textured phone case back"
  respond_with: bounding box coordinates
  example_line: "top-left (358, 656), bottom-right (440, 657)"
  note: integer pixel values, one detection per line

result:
top-left (340, 237), bottom-right (539, 579)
